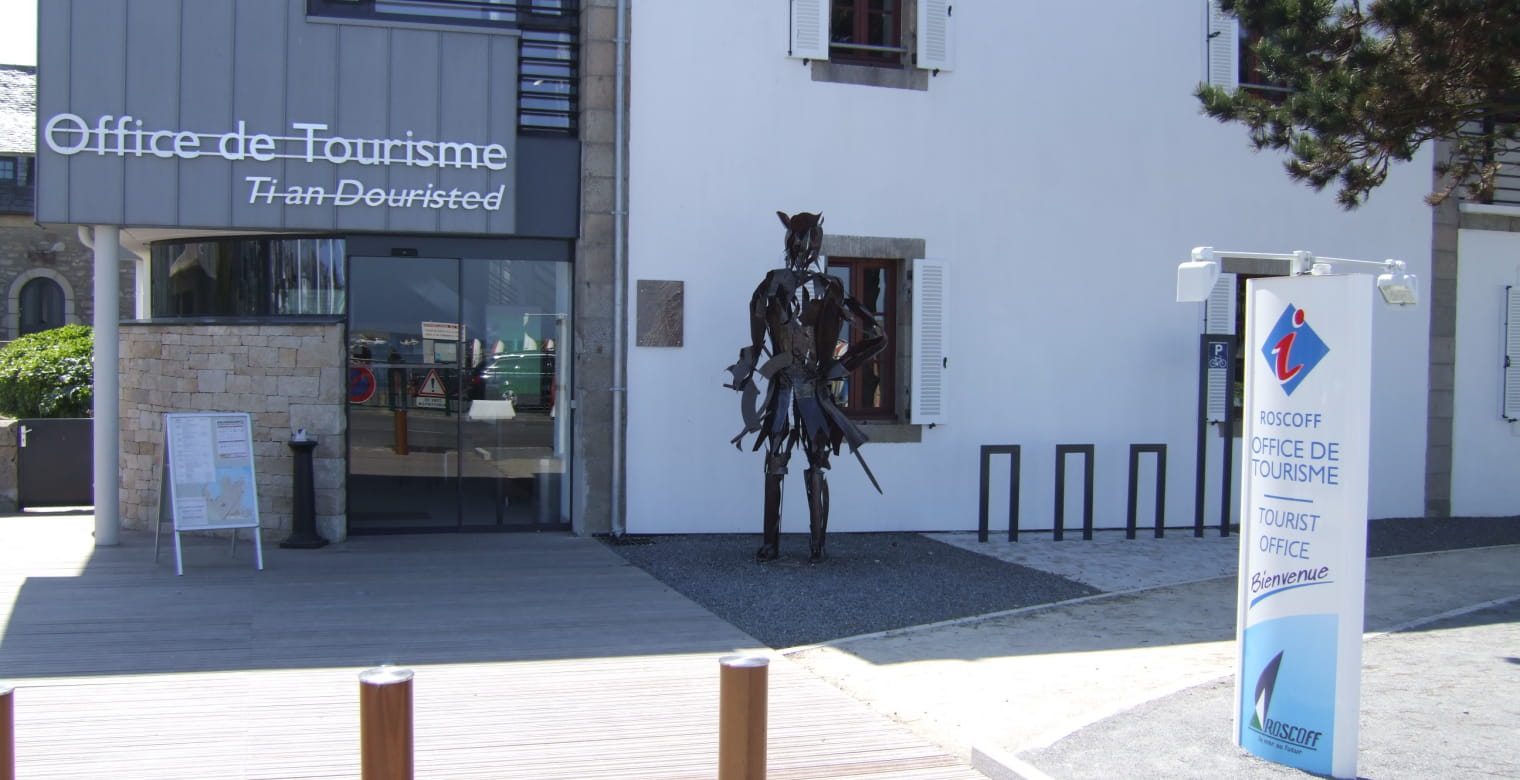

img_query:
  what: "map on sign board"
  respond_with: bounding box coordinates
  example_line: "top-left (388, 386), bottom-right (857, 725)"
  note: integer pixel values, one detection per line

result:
top-left (163, 413), bottom-right (261, 531)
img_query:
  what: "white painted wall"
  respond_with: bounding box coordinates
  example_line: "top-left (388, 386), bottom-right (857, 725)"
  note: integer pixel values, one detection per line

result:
top-left (1451, 227), bottom-right (1520, 515)
top-left (624, 2), bottom-right (1434, 535)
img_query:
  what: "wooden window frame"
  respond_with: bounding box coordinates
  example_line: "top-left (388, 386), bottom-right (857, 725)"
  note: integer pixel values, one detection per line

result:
top-left (1239, 26), bottom-right (1291, 100)
top-left (828, 256), bottom-right (897, 420)
top-left (830, 0), bottom-right (904, 67)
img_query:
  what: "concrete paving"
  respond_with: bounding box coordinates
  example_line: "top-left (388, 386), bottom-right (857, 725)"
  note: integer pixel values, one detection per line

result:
top-left (789, 533), bottom-right (1520, 779)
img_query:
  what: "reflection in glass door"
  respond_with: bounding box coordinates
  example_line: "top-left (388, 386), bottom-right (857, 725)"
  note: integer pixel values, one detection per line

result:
top-left (347, 254), bottom-right (572, 533)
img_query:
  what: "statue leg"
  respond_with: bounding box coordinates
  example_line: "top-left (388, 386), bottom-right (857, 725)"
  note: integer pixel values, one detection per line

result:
top-left (757, 449), bottom-right (789, 561)
top-left (805, 465), bottom-right (830, 561)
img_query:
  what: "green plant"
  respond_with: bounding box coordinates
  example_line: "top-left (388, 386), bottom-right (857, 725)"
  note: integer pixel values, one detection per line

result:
top-left (0, 325), bottom-right (94, 418)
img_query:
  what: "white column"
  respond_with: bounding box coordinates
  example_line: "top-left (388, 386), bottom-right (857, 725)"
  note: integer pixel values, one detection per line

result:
top-left (93, 226), bottom-right (120, 546)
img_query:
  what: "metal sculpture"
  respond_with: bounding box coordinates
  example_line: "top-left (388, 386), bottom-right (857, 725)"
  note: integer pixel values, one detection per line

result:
top-left (725, 211), bottom-right (888, 561)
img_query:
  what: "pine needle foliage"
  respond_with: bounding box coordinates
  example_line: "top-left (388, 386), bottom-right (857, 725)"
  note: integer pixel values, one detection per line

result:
top-left (1196, 0), bottom-right (1520, 208)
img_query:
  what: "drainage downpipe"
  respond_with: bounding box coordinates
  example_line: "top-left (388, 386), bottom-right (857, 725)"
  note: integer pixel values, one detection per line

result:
top-left (610, 0), bottom-right (629, 538)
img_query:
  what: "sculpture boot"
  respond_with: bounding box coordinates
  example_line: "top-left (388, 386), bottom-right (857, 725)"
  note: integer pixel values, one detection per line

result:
top-left (805, 467), bottom-right (829, 561)
top-left (756, 472), bottom-right (783, 561)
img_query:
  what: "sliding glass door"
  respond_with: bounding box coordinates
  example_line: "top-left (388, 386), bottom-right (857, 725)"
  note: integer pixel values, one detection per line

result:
top-left (347, 252), bottom-right (571, 533)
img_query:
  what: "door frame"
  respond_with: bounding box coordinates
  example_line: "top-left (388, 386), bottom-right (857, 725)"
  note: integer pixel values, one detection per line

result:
top-left (342, 235), bottom-right (574, 534)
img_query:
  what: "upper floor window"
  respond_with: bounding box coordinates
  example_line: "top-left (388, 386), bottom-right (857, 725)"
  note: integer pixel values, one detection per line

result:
top-left (789, 0), bottom-right (953, 89)
top-left (1238, 26), bottom-right (1291, 99)
top-left (1205, 0), bottom-right (1289, 98)
top-left (308, 0), bottom-right (578, 134)
top-left (830, 1), bottom-right (903, 67)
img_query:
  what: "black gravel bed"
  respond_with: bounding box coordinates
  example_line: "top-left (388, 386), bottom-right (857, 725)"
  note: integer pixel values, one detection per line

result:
top-left (602, 532), bottom-right (1100, 649)
top-left (1368, 515), bottom-right (1520, 557)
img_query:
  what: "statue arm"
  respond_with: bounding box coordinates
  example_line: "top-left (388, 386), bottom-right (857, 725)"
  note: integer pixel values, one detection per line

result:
top-left (725, 278), bottom-right (773, 391)
top-left (836, 286), bottom-right (887, 374)
top-left (724, 279), bottom-right (776, 446)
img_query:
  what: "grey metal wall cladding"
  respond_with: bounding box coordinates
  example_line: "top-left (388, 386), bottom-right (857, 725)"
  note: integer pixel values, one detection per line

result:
top-left (36, 0), bottom-right (530, 236)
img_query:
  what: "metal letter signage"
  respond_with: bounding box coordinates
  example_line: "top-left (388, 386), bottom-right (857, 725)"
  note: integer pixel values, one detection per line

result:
top-left (42, 113), bottom-right (511, 212)
top-left (1235, 274), bottom-right (1372, 779)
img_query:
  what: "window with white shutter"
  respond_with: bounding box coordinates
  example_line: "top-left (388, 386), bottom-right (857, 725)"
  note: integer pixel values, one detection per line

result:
top-left (917, 0), bottom-right (953, 72)
top-left (911, 258), bottom-right (947, 425)
top-left (1206, 0), bottom-right (1239, 90)
top-left (1505, 285), bottom-right (1520, 420)
top-left (789, 0), bottom-right (830, 60)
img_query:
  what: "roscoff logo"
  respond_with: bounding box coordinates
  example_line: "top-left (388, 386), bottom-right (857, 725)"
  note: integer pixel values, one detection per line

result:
top-left (1249, 651), bottom-right (1325, 750)
top-left (1251, 651), bottom-right (1284, 732)
top-left (1261, 304), bottom-right (1330, 396)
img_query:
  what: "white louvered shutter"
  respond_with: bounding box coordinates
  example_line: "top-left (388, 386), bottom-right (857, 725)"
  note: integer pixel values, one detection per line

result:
top-left (1205, 272), bottom-right (1237, 335)
top-left (1505, 286), bottom-right (1520, 420)
top-left (1204, 273), bottom-right (1236, 423)
top-left (1206, 0), bottom-right (1239, 90)
top-left (789, 0), bottom-right (829, 60)
top-left (911, 258), bottom-right (948, 425)
top-left (917, 0), bottom-right (954, 72)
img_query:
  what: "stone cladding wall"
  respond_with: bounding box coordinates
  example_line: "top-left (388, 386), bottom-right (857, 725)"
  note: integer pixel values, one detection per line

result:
top-left (118, 322), bottom-right (347, 540)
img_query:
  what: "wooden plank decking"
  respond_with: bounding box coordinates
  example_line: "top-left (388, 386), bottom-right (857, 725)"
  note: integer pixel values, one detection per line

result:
top-left (0, 516), bottom-right (983, 779)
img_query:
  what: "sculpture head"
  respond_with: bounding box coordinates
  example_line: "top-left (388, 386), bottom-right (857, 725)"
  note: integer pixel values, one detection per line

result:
top-left (777, 211), bottom-right (824, 271)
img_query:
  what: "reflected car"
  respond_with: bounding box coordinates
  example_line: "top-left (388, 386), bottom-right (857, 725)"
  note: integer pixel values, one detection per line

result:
top-left (468, 352), bottom-right (556, 409)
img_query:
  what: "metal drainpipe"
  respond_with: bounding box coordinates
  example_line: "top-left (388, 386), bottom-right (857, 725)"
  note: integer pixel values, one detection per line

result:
top-left (610, 0), bottom-right (629, 537)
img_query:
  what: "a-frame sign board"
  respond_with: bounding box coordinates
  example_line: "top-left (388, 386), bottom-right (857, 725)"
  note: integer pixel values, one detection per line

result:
top-left (154, 413), bottom-right (264, 575)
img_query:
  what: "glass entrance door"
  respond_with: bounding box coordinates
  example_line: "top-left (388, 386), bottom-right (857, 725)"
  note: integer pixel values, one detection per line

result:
top-left (347, 254), bottom-right (571, 533)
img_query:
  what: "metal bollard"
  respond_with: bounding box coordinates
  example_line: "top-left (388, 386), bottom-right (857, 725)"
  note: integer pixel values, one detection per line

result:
top-left (359, 667), bottom-right (414, 780)
top-left (718, 655), bottom-right (769, 780)
top-left (2, 683), bottom-right (13, 780)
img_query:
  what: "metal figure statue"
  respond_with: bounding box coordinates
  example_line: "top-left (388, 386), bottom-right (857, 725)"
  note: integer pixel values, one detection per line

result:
top-left (725, 211), bottom-right (888, 562)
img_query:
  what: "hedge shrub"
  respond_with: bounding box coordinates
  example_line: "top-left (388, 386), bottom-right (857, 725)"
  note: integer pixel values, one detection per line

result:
top-left (0, 325), bottom-right (94, 418)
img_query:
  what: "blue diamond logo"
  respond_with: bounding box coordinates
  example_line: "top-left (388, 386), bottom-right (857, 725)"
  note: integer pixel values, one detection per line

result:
top-left (1260, 305), bottom-right (1329, 396)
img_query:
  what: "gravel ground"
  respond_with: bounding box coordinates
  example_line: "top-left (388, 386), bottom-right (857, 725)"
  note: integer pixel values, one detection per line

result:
top-left (604, 516), bottom-right (1518, 650)
top-left (1366, 515), bottom-right (1520, 556)
top-left (603, 532), bottom-right (1100, 648)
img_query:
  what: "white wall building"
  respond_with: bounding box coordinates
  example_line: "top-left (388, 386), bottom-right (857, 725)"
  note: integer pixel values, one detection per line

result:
top-left (621, 1), bottom-right (1447, 537)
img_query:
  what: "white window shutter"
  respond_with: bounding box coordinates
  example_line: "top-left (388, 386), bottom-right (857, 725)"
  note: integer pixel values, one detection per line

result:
top-left (1204, 272), bottom-right (1237, 335)
top-left (917, 0), bottom-right (954, 72)
top-left (1203, 273), bottom-right (1236, 423)
top-left (789, 0), bottom-right (829, 60)
top-left (1206, 0), bottom-right (1239, 90)
top-left (1504, 285), bottom-right (1520, 420)
top-left (911, 258), bottom-right (948, 425)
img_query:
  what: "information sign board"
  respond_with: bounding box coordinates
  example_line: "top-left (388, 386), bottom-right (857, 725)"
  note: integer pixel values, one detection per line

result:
top-left (157, 413), bottom-right (264, 575)
top-left (1235, 274), bottom-right (1371, 779)
top-left (421, 321), bottom-right (461, 341)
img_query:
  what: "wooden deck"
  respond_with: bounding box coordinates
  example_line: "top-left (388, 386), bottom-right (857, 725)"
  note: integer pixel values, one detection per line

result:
top-left (0, 515), bottom-right (983, 779)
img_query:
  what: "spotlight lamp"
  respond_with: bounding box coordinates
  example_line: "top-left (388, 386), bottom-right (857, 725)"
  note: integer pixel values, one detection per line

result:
top-left (1176, 248), bottom-right (1418, 307)
top-left (1376, 260), bottom-right (1419, 306)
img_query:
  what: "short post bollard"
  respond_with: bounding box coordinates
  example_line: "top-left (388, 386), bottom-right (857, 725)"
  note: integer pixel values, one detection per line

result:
top-left (2, 683), bottom-right (14, 780)
top-left (280, 435), bottom-right (328, 549)
top-left (718, 655), bottom-right (769, 780)
top-left (360, 667), bottom-right (413, 780)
